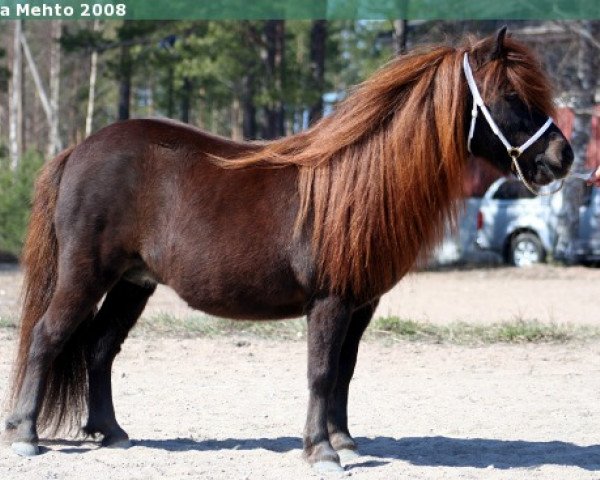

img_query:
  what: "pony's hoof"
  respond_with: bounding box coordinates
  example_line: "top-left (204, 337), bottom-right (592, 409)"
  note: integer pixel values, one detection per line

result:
top-left (11, 441), bottom-right (40, 457)
top-left (102, 438), bottom-right (132, 449)
top-left (312, 460), bottom-right (345, 474)
top-left (337, 448), bottom-right (360, 463)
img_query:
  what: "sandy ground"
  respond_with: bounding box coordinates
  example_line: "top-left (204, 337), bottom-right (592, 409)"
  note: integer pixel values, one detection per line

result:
top-left (1, 264), bottom-right (600, 479)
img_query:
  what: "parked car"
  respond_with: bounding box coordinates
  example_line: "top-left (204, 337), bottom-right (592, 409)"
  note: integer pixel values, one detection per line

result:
top-left (475, 177), bottom-right (600, 266)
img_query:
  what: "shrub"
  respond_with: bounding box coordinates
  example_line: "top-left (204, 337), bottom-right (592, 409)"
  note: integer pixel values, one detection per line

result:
top-left (0, 151), bottom-right (45, 256)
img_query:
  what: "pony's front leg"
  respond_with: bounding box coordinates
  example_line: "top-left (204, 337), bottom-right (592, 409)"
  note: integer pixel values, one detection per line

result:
top-left (303, 296), bottom-right (352, 474)
top-left (328, 300), bottom-right (377, 462)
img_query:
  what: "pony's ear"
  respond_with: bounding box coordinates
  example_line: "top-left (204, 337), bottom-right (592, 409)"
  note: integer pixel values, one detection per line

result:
top-left (490, 26), bottom-right (508, 60)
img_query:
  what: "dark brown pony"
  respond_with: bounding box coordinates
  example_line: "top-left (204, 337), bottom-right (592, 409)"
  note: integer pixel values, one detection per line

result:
top-left (4, 30), bottom-right (572, 472)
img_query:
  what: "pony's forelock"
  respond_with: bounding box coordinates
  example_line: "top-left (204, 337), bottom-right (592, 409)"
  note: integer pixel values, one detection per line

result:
top-left (471, 35), bottom-right (555, 116)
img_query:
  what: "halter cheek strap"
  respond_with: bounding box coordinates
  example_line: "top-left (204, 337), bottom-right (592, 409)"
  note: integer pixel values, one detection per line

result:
top-left (463, 53), bottom-right (560, 196)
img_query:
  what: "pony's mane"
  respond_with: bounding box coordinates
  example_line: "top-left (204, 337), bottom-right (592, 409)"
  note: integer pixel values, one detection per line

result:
top-left (217, 35), bottom-right (554, 298)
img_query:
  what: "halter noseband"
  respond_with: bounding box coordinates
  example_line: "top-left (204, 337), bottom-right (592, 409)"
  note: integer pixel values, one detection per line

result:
top-left (463, 53), bottom-right (560, 196)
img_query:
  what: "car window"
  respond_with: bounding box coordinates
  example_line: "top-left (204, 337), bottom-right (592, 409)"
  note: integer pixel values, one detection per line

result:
top-left (491, 180), bottom-right (536, 200)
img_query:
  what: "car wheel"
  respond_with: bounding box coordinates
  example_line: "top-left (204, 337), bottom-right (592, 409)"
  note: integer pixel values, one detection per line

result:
top-left (509, 232), bottom-right (545, 267)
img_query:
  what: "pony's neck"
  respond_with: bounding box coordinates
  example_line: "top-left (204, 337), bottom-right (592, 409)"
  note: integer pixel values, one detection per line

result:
top-left (295, 47), bottom-right (469, 298)
top-left (218, 46), bottom-right (470, 299)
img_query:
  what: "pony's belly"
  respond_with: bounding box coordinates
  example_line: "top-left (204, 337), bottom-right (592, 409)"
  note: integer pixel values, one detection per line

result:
top-left (122, 260), bottom-right (307, 320)
top-left (167, 270), bottom-right (309, 321)
top-left (192, 303), bottom-right (305, 320)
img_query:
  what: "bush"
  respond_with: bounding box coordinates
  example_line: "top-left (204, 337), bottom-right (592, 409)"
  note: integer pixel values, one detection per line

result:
top-left (0, 151), bottom-right (45, 256)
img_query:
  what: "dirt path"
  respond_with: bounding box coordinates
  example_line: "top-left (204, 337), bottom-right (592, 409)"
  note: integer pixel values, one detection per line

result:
top-left (375, 265), bottom-right (600, 325)
top-left (1, 335), bottom-right (600, 479)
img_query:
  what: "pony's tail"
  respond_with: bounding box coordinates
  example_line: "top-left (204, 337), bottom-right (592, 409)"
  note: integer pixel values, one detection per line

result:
top-left (8, 146), bottom-right (88, 435)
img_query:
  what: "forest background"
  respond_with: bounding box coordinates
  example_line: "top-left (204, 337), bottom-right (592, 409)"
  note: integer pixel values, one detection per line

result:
top-left (0, 19), bottom-right (597, 260)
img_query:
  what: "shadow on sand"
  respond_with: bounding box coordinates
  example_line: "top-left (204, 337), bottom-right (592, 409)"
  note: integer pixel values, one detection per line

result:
top-left (129, 435), bottom-right (600, 471)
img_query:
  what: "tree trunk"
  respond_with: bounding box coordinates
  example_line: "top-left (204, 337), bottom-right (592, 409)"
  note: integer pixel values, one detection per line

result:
top-left (85, 19), bottom-right (100, 137)
top-left (47, 19), bottom-right (62, 156)
top-left (555, 21), bottom-right (599, 262)
top-left (231, 96), bottom-right (243, 141)
top-left (241, 74), bottom-right (257, 139)
top-left (263, 20), bottom-right (285, 139)
top-left (276, 21), bottom-right (285, 137)
top-left (309, 20), bottom-right (327, 125)
top-left (20, 21), bottom-right (27, 154)
top-left (166, 65), bottom-right (174, 118)
top-left (180, 76), bottom-right (192, 123)
top-left (21, 28), bottom-right (57, 152)
top-left (9, 20), bottom-right (22, 171)
top-left (118, 45), bottom-right (131, 121)
top-left (393, 19), bottom-right (408, 55)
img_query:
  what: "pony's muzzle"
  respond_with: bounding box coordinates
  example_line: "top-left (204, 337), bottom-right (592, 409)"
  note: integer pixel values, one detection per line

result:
top-left (543, 133), bottom-right (573, 179)
top-left (531, 138), bottom-right (573, 186)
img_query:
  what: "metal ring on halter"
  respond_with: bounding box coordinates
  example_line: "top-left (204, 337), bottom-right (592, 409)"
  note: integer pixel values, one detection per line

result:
top-left (508, 147), bottom-right (521, 159)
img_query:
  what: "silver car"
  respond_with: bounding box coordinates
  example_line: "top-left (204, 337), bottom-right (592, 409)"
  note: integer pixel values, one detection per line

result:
top-left (475, 178), bottom-right (600, 266)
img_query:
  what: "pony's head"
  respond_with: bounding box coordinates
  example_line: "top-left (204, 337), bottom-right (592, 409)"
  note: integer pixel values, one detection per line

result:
top-left (465, 27), bottom-right (573, 187)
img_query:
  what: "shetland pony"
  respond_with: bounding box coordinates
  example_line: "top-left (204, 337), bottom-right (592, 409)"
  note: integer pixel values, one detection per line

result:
top-left (4, 29), bottom-right (572, 472)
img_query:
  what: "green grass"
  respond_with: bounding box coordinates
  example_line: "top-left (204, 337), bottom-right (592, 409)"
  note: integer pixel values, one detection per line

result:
top-left (0, 311), bottom-right (596, 345)
top-left (371, 316), bottom-right (598, 344)
top-left (134, 312), bottom-right (600, 345)
top-left (0, 315), bottom-right (17, 329)
top-left (135, 312), bottom-right (307, 340)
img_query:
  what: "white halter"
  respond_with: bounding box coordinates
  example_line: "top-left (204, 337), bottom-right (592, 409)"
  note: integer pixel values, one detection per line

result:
top-left (463, 53), bottom-right (560, 196)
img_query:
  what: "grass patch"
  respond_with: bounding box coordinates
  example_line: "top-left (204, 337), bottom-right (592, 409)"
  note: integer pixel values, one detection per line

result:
top-left (136, 312), bottom-right (600, 345)
top-left (137, 312), bottom-right (306, 340)
top-left (0, 315), bottom-right (17, 329)
top-left (1, 311), bottom-right (595, 345)
top-left (371, 317), bottom-right (599, 344)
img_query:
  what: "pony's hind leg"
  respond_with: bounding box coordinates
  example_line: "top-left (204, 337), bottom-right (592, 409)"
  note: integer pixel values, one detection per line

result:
top-left (5, 276), bottom-right (107, 456)
top-left (83, 279), bottom-right (155, 448)
top-left (327, 301), bottom-right (377, 462)
top-left (303, 296), bottom-right (352, 473)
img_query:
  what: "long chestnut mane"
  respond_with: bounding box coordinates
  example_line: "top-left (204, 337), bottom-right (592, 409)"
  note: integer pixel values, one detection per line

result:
top-left (217, 34), bottom-right (554, 298)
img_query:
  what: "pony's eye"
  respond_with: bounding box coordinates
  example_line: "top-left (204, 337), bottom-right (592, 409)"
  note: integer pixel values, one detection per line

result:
top-left (505, 92), bottom-right (519, 100)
